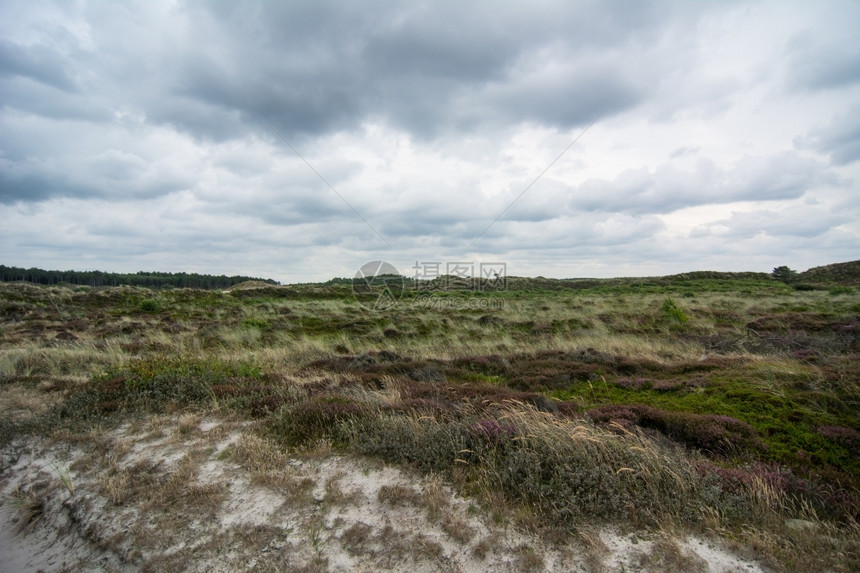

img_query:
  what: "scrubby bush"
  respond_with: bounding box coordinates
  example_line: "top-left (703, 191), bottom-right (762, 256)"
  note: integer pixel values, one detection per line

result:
top-left (487, 412), bottom-right (707, 523)
top-left (242, 318), bottom-right (271, 329)
top-left (349, 413), bottom-right (469, 473)
top-left (139, 298), bottom-right (160, 313)
top-left (270, 394), bottom-right (369, 447)
top-left (469, 419), bottom-right (517, 444)
top-left (347, 407), bottom-right (718, 525)
top-left (661, 298), bottom-right (690, 324)
top-left (816, 425), bottom-right (860, 455)
top-left (587, 405), bottom-right (762, 457)
top-left (51, 357), bottom-right (262, 421)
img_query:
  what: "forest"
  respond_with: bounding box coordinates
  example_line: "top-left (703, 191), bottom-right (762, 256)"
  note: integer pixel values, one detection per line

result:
top-left (0, 265), bottom-right (278, 290)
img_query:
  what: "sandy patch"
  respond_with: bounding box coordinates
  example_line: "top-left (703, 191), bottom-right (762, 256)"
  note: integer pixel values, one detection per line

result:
top-left (0, 414), bottom-right (769, 572)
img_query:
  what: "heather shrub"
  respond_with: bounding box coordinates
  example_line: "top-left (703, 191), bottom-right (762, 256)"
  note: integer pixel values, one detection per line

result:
top-left (469, 419), bottom-right (517, 445)
top-left (271, 394), bottom-right (369, 447)
top-left (349, 412), bottom-right (469, 473)
top-left (451, 355), bottom-right (512, 376)
top-left (476, 410), bottom-right (711, 524)
top-left (816, 425), bottom-right (860, 455)
top-left (651, 379), bottom-right (683, 391)
top-left (453, 384), bottom-right (558, 413)
top-left (214, 383), bottom-right (296, 418)
top-left (54, 357), bottom-right (262, 421)
top-left (695, 459), bottom-right (860, 523)
top-left (350, 407), bottom-right (712, 526)
top-left (587, 405), bottom-right (762, 457)
top-left (614, 377), bottom-right (652, 390)
top-left (387, 397), bottom-right (457, 419)
top-left (470, 418), bottom-right (517, 438)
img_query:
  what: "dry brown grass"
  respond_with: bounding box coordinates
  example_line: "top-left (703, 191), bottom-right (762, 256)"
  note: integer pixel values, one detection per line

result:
top-left (734, 521), bottom-right (860, 573)
top-left (231, 432), bottom-right (288, 473)
top-left (340, 522), bottom-right (373, 556)
top-left (377, 484), bottom-right (423, 507)
top-left (423, 474), bottom-right (450, 520)
top-left (0, 383), bottom-right (62, 423)
top-left (173, 412), bottom-right (203, 437)
top-left (440, 512), bottom-right (475, 544)
top-left (471, 534), bottom-right (496, 560)
top-left (515, 543), bottom-right (546, 572)
top-left (6, 486), bottom-right (44, 533)
top-left (98, 453), bottom-right (225, 512)
top-left (321, 471), bottom-right (361, 505)
top-left (579, 529), bottom-right (610, 573)
top-left (633, 533), bottom-right (708, 573)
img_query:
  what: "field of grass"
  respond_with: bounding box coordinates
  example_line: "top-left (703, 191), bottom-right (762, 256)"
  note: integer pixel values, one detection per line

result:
top-left (0, 270), bottom-right (858, 571)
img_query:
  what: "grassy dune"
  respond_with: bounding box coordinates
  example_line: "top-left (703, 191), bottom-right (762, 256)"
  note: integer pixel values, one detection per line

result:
top-left (0, 271), bottom-right (858, 570)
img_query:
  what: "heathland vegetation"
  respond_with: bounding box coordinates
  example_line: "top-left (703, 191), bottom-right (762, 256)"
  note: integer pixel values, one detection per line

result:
top-left (0, 261), bottom-right (858, 570)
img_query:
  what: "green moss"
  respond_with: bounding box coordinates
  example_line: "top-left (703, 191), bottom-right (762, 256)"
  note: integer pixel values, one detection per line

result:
top-left (242, 318), bottom-right (271, 329)
top-left (548, 372), bottom-right (859, 475)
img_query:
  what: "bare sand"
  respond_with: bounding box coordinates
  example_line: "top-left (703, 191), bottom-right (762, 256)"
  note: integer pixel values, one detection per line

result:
top-left (0, 414), bottom-right (767, 572)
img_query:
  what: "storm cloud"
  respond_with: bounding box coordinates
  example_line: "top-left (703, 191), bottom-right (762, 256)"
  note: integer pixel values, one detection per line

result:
top-left (1, 0), bottom-right (858, 281)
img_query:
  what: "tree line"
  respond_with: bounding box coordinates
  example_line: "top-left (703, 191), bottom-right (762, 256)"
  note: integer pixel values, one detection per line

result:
top-left (0, 265), bottom-right (279, 289)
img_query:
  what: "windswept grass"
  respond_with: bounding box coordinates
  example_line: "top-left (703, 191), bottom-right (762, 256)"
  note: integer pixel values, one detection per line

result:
top-left (1, 275), bottom-right (858, 571)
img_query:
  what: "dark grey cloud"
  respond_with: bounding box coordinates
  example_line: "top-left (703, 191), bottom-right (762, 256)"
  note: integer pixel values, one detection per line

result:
top-left (0, 0), bottom-right (857, 282)
top-left (479, 65), bottom-right (642, 129)
top-left (796, 105), bottom-right (860, 166)
top-left (463, 212), bottom-right (666, 253)
top-left (785, 32), bottom-right (860, 91)
top-left (691, 205), bottom-right (850, 240)
top-left (0, 146), bottom-right (193, 204)
top-left (0, 38), bottom-right (77, 92)
top-left (570, 152), bottom-right (837, 215)
top-left (670, 146), bottom-right (699, 159)
top-left (0, 170), bottom-right (79, 203)
top-left (0, 1), bottom-right (814, 145)
top-left (28, 0), bottom-right (706, 143)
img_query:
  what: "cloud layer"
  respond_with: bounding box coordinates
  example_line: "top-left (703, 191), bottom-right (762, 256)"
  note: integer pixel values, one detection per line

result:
top-left (1, 0), bottom-right (858, 281)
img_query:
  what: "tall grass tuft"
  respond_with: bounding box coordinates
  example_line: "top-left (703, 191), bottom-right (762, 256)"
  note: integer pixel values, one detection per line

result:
top-left (347, 405), bottom-right (716, 527)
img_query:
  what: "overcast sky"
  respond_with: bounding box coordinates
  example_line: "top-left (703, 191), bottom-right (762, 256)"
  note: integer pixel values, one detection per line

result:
top-left (1, 0), bottom-right (858, 283)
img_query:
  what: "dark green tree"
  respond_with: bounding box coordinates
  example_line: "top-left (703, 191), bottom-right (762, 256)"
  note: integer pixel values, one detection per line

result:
top-left (772, 265), bottom-right (798, 283)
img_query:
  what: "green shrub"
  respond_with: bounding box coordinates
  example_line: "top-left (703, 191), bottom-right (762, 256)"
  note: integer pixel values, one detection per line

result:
top-left (350, 413), bottom-right (469, 473)
top-left (51, 356), bottom-right (263, 422)
top-left (661, 298), bottom-right (689, 324)
top-left (242, 318), bottom-right (271, 329)
top-left (139, 298), bottom-right (160, 313)
top-left (829, 286), bottom-right (855, 295)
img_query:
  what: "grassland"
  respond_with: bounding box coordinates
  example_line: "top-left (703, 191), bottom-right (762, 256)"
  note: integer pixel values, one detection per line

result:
top-left (0, 269), bottom-right (858, 571)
